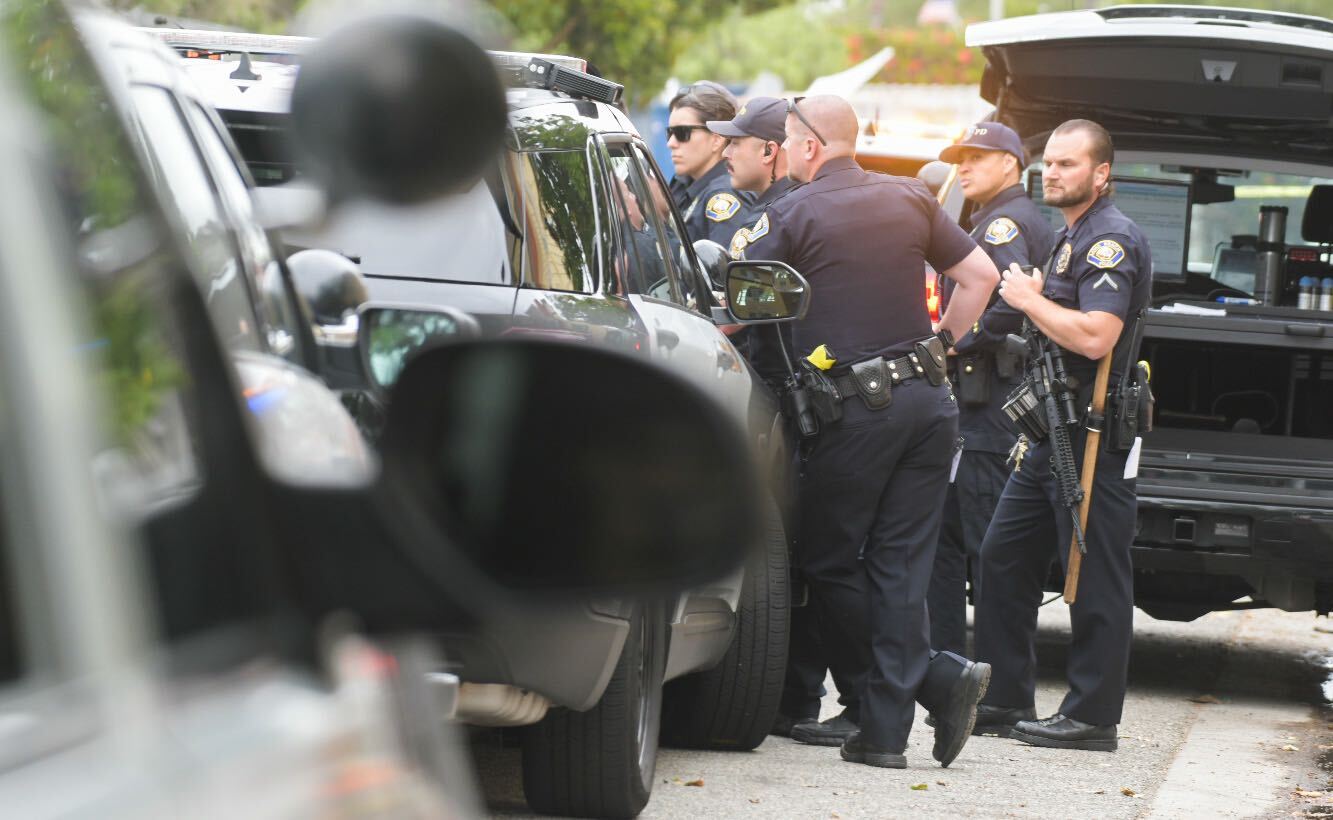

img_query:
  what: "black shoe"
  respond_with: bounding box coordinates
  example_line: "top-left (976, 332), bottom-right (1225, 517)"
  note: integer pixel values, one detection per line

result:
top-left (790, 710), bottom-right (858, 747)
top-left (1010, 714), bottom-right (1118, 752)
top-left (931, 660), bottom-right (991, 768)
top-left (770, 713), bottom-right (818, 738)
top-left (840, 731), bottom-right (907, 769)
top-left (973, 704), bottom-right (1038, 737)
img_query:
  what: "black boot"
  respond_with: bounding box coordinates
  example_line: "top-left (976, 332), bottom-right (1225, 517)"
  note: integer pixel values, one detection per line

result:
top-left (1010, 714), bottom-right (1118, 752)
top-left (916, 651), bottom-right (990, 768)
top-left (973, 704), bottom-right (1037, 737)
top-left (790, 710), bottom-right (858, 747)
top-left (771, 713), bottom-right (819, 738)
top-left (840, 731), bottom-right (907, 769)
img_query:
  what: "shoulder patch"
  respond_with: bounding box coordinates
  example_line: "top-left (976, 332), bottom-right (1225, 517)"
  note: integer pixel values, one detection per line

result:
top-left (705, 192), bottom-right (741, 222)
top-left (984, 217), bottom-right (1019, 246)
top-left (729, 227), bottom-right (750, 260)
top-left (1054, 242), bottom-right (1072, 276)
top-left (1087, 239), bottom-right (1125, 270)
top-left (747, 212), bottom-right (769, 241)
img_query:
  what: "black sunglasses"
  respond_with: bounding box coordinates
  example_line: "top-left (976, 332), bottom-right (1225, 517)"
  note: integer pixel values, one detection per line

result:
top-left (787, 96), bottom-right (827, 147)
top-left (666, 124), bottom-right (710, 143)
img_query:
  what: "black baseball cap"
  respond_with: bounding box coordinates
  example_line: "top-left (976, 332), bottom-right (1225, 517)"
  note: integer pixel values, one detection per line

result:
top-left (706, 96), bottom-right (787, 144)
top-left (939, 121), bottom-right (1026, 166)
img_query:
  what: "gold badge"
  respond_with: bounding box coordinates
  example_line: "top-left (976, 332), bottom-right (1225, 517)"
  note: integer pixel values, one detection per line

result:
top-left (705, 192), bottom-right (741, 222)
top-left (984, 217), bottom-right (1019, 245)
top-left (1055, 242), bottom-right (1072, 275)
top-left (1087, 239), bottom-right (1126, 269)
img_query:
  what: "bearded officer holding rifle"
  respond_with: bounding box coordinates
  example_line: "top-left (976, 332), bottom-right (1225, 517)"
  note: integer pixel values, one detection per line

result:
top-left (973, 119), bottom-right (1153, 751)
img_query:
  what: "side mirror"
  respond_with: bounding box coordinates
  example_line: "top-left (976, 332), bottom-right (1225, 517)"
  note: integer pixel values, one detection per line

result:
top-left (359, 303), bottom-right (482, 394)
top-left (725, 260), bottom-right (811, 324)
top-left (288, 248), bottom-right (368, 389)
top-left (378, 339), bottom-right (758, 593)
top-left (288, 15), bottom-right (507, 205)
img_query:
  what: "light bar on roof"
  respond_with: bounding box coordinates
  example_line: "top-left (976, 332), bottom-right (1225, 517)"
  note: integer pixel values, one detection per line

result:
top-left (489, 50), bottom-right (585, 73)
top-left (147, 27), bottom-right (312, 55)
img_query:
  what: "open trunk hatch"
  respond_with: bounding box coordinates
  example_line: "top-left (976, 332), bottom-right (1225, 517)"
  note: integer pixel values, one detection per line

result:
top-left (969, 6), bottom-right (1333, 159)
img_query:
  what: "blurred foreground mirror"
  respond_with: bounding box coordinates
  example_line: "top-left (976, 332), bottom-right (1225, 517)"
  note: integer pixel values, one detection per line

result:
top-left (289, 14), bottom-right (507, 205)
top-left (916, 159), bottom-right (953, 197)
top-left (725, 261), bottom-right (811, 323)
top-left (379, 340), bottom-right (758, 593)
top-left (359, 304), bottom-right (481, 392)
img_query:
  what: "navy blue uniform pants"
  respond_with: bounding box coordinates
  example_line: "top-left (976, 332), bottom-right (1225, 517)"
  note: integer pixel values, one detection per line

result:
top-left (780, 597), bottom-right (855, 720)
top-left (794, 378), bottom-right (958, 751)
top-left (928, 449), bottom-right (1010, 656)
top-left (974, 434), bottom-right (1136, 726)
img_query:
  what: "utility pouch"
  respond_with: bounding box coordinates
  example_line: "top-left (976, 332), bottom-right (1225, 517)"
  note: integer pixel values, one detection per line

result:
top-left (1106, 361), bottom-right (1154, 453)
top-left (1002, 379), bottom-right (1049, 442)
top-left (993, 345), bottom-right (1022, 381)
top-left (913, 336), bottom-right (948, 386)
top-left (956, 353), bottom-right (991, 407)
top-left (800, 361), bottom-right (845, 425)
top-left (850, 357), bottom-right (893, 410)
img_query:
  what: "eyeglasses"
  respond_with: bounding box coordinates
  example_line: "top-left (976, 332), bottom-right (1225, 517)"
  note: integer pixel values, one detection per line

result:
top-left (666, 124), bottom-right (710, 143)
top-left (787, 97), bottom-right (827, 147)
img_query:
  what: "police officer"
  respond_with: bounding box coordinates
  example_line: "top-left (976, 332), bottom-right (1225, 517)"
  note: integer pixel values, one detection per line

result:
top-left (973, 119), bottom-right (1151, 751)
top-left (705, 96), bottom-right (850, 734)
top-left (928, 122), bottom-right (1056, 656)
top-left (667, 81), bottom-right (753, 245)
top-left (742, 95), bottom-right (1000, 769)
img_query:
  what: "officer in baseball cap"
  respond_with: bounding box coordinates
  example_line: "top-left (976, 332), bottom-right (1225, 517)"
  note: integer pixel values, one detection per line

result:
top-left (927, 121), bottom-right (1055, 666)
top-left (707, 97), bottom-right (799, 260)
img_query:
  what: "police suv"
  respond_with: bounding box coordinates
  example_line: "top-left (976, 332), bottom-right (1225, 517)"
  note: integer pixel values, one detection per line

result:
top-left (951, 5), bottom-right (1333, 622)
top-left (150, 27), bottom-right (797, 819)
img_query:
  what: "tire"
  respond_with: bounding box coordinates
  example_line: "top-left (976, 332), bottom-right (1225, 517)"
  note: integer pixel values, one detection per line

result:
top-left (521, 602), bottom-right (666, 819)
top-left (660, 497), bottom-right (789, 750)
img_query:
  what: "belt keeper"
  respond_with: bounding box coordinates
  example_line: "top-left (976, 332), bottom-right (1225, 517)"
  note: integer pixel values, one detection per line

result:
top-left (1086, 410), bottom-right (1105, 434)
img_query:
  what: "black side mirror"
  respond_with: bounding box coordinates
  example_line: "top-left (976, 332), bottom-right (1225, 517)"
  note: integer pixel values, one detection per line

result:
top-left (286, 248), bottom-right (368, 389)
top-left (725, 261), bottom-right (811, 324)
top-left (378, 339), bottom-right (758, 593)
top-left (693, 238), bottom-right (729, 290)
top-left (288, 15), bottom-right (507, 205)
top-left (358, 303), bottom-right (481, 394)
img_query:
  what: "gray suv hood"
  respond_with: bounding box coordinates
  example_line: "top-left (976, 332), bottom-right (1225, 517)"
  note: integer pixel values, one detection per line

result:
top-left (968, 5), bottom-right (1333, 163)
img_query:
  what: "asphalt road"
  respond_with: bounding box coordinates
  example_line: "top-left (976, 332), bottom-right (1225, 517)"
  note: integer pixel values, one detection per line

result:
top-left (474, 604), bottom-right (1333, 819)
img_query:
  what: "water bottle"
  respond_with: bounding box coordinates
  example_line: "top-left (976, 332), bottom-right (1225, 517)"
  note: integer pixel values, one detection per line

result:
top-left (1297, 276), bottom-right (1316, 309)
top-left (1320, 277), bottom-right (1333, 312)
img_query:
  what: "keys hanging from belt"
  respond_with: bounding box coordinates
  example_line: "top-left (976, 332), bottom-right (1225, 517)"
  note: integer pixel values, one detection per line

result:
top-left (1007, 434), bottom-right (1030, 474)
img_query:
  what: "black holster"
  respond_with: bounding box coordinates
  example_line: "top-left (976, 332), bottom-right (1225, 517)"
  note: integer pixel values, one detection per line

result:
top-left (955, 352), bottom-right (991, 407)
top-left (1105, 361), bottom-right (1154, 453)
top-left (799, 360), bottom-right (844, 425)
top-left (913, 335), bottom-right (948, 386)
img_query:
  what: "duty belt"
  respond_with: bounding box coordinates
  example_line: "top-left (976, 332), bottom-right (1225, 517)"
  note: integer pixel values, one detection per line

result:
top-left (831, 351), bottom-right (925, 396)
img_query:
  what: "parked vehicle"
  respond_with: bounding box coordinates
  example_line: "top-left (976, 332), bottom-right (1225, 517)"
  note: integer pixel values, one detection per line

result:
top-left (148, 23), bottom-right (797, 819)
top-left (0, 4), bottom-right (762, 816)
top-left (957, 4), bottom-right (1333, 621)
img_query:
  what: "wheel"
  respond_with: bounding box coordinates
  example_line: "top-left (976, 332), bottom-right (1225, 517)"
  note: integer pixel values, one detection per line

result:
top-left (660, 496), bottom-right (789, 750)
top-left (521, 602), bottom-right (666, 819)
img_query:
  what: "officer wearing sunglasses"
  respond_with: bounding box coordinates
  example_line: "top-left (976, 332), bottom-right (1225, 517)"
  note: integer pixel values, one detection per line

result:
top-left (666, 81), bottom-right (753, 245)
top-left (739, 94), bottom-right (1002, 771)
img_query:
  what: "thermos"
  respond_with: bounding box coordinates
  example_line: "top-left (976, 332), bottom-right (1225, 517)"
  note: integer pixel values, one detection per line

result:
top-left (1255, 206), bottom-right (1287, 305)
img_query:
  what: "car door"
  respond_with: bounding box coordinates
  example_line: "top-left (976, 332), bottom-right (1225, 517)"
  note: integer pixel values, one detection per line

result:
top-left (599, 137), bottom-right (752, 421)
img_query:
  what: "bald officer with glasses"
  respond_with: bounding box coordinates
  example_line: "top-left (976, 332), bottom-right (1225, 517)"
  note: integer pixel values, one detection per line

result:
top-left (667, 81), bottom-right (754, 245)
top-left (739, 95), bottom-right (1001, 770)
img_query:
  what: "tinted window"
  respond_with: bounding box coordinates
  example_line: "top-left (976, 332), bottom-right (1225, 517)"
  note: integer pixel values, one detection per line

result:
top-left (515, 150), bottom-right (600, 294)
top-left (607, 151), bottom-right (674, 301)
top-left (288, 178), bottom-right (512, 285)
top-left (183, 100), bottom-right (303, 360)
top-left (129, 85), bottom-right (262, 352)
top-left (631, 144), bottom-right (702, 311)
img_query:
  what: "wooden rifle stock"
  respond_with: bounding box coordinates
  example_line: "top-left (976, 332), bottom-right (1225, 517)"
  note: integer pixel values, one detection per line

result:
top-left (1063, 353), bottom-right (1114, 604)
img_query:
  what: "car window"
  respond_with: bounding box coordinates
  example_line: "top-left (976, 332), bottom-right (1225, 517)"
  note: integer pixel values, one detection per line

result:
top-left (182, 100), bottom-right (303, 360)
top-left (128, 85), bottom-right (264, 353)
top-left (630, 144), bottom-right (703, 312)
top-left (606, 144), bottom-right (699, 312)
top-left (514, 149), bottom-right (600, 294)
top-left (606, 151), bottom-right (672, 301)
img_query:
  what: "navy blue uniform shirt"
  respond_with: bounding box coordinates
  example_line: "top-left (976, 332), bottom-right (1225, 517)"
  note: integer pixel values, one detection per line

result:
top-left (742, 156), bottom-right (977, 363)
top-left (1043, 196), bottom-right (1152, 389)
top-left (676, 161), bottom-right (753, 247)
top-left (943, 183), bottom-right (1056, 452)
top-left (728, 176), bottom-right (798, 259)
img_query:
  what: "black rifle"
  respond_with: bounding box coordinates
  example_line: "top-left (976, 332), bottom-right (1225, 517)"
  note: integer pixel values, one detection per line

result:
top-left (1007, 323), bottom-right (1087, 555)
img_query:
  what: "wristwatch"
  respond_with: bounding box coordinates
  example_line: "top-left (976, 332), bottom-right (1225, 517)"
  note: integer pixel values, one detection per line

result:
top-left (936, 327), bottom-right (956, 351)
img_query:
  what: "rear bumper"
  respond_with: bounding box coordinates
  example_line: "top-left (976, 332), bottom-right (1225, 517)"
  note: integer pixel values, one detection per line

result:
top-left (435, 599), bottom-right (631, 713)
